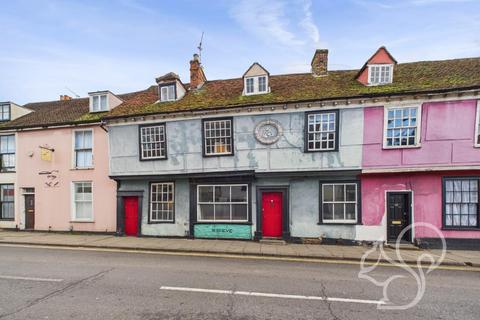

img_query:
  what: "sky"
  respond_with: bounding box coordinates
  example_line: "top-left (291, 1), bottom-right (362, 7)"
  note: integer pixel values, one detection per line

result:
top-left (0, 0), bottom-right (479, 104)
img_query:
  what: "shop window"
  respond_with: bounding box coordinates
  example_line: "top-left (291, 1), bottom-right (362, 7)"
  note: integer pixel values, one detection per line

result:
top-left (197, 184), bottom-right (248, 222)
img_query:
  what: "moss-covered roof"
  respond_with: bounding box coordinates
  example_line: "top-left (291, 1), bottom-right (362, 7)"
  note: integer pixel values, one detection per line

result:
top-left (105, 57), bottom-right (480, 119)
top-left (0, 88), bottom-right (153, 130)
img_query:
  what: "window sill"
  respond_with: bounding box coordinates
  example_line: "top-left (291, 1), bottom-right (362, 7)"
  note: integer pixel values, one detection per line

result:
top-left (71, 167), bottom-right (94, 171)
top-left (148, 220), bottom-right (175, 224)
top-left (140, 157), bottom-right (168, 162)
top-left (382, 144), bottom-right (421, 150)
top-left (0, 170), bottom-right (15, 173)
top-left (441, 227), bottom-right (480, 231)
top-left (317, 222), bottom-right (359, 226)
top-left (305, 149), bottom-right (338, 153)
top-left (70, 220), bottom-right (94, 223)
top-left (194, 221), bottom-right (252, 225)
top-left (203, 153), bottom-right (234, 158)
top-left (0, 218), bottom-right (15, 221)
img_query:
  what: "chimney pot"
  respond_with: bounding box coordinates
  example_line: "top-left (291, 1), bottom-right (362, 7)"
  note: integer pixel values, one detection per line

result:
top-left (189, 54), bottom-right (206, 90)
top-left (311, 49), bottom-right (328, 77)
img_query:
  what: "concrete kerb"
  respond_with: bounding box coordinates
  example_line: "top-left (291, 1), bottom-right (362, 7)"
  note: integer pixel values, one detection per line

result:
top-left (0, 239), bottom-right (472, 268)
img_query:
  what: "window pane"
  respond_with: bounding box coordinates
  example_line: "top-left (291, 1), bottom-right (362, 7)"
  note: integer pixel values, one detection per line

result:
top-left (345, 204), bottom-right (356, 220)
top-left (232, 204), bottom-right (248, 220)
top-left (443, 179), bottom-right (478, 227)
top-left (150, 182), bottom-right (174, 222)
top-left (92, 96), bottom-right (99, 111)
top-left (214, 186), bottom-right (230, 202)
top-left (231, 185), bottom-right (247, 202)
top-left (199, 186), bottom-right (213, 202)
top-left (385, 107), bottom-right (418, 147)
top-left (345, 185), bottom-right (356, 201)
top-left (323, 185), bottom-right (333, 202)
top-left (333, 204), bottom-right (345, 220)
top-left (199, 204), bottom-right (214, 220)
top-left (204, 120), bottom-right (233, 155)
top-left (100, 95), bottom-right (107, 110)
top-left (334, 185), bottom-right (345, 201)
top-left (215, 204), bottom-right (230, 220)
top-left (323, 204), bottom-right (333, 220)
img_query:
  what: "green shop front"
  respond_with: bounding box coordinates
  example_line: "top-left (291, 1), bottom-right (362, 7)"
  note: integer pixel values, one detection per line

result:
top-left (189, 174), bottom-right (253, 240)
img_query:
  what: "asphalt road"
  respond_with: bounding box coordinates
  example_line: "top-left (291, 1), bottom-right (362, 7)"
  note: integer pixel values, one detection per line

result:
top-left (0, 245), bottom-right (478, 320)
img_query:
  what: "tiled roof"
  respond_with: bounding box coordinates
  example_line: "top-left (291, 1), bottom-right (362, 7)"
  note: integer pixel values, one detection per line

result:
top-left (105, 57), bottom-right (480, 119)
top-left (0, 87), bottom-right (157, 130)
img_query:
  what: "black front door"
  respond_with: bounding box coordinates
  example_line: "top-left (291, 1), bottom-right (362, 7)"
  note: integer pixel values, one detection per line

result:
top-left (387, 192), bottom-right (411, 242)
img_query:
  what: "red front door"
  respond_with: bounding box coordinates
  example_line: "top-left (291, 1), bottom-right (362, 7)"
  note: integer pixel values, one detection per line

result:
top-left (124, 197), bottom-right (138, 236)
top-left (262, 192), bottom-right (283, 237)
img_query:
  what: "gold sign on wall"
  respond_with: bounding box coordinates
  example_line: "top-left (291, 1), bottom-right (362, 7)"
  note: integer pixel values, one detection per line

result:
top-left (39, 146), bottom-right (54, 161)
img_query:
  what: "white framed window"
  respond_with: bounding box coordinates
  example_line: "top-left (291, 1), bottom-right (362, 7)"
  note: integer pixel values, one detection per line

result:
top-left (384, 106), bottom-right (421, 148)
top-left (0, 184), bottom-right (14, 220)
top-left (140, 124), bottom-right (167, 160)
top-left (0, 135), bottom-right (15, 172)
top-left (203, 118), bottom-right (233, 156)
top-left (72, 182), bottom-right (93, 221)
top-left (444, 178), bottom-right (479, 228)
top-left (321, 183), bottom-right (358, 223)
top-left (150, 182), bottom-right (175, 222)
top-left (197, 184), bottom-right (248, 222)
top-left (160, 84), bottom-right (176, 102)
top-left (0, 104), bottom-right (10, 121)
top-left (73, 130), bottom-right (93, 168)
top-left (368, 64), bottom-right (393, 85)
top-left (244, 75), bottom-right (268, 95)
top-left (91, 94), bottom-right (108, 112)
top-left (475, 100), bottom-right (480, 147)
top-left (306, 111), bottom-right (337, 151)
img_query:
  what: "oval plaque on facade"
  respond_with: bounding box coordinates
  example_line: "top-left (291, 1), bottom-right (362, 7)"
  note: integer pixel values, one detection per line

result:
top-left (254, 119), bottom-right (283, 145)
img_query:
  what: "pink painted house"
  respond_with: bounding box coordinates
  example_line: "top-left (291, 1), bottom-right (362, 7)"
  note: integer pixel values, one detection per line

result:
top-left (0, 89), bottom-right (148, 232)
top-left (359, 48), bottom-right (480, 248)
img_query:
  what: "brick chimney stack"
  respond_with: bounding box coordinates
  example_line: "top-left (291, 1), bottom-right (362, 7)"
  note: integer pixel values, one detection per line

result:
top-left (311, 49), bottom-right (328, 77)
top-left (60, 95), bottom-right (72, 101)
top-left (189, 53), bottom-right (206, 89)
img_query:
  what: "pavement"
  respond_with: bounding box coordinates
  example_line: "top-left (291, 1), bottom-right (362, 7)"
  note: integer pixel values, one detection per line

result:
top-left (0, 245), bottom-right (479, 319)
top-left (1, 230), bottom-right (480, 268)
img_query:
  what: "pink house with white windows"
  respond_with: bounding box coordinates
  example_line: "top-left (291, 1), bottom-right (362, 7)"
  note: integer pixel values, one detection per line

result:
top-left (359, 49), bottom-right (480, 248)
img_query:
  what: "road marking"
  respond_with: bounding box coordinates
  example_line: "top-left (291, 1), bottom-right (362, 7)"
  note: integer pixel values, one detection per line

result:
top-left (0, 275), bottom-right (63, 282)
top-left (1, 243), bottom-right (479, 273)
top-left (160, 286), bottom-right (385, 305)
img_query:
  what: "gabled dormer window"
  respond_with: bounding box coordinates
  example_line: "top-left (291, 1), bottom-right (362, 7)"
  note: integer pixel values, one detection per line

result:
top-left (160, 84), bottom-right (176, 102)
top-left (244, 76), bottom-right (268, 95)
top-left (91, 94), bottom-right (108, 112)
top-left (0, 104), bottom-right (10, 121)
top-left (368, 64), bottom-right (393, 85)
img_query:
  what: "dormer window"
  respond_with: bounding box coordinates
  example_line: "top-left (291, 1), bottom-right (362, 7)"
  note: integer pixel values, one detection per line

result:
top-left (0, 103), bottom-right (10, 121)
top-left (160, 84), bottom-right (176, 102)
top-left (244, 75), bottom-right (268, 95)
top-left (91, 94), bottom-right (108, 112)
top-left (368, 64), bottom-right (393, 85)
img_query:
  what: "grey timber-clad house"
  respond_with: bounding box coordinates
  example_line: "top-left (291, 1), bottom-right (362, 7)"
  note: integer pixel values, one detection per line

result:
top-left (104, 48), bottom-right (480, 243)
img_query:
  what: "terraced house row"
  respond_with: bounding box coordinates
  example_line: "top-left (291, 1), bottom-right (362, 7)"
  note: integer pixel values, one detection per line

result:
top-left (1, 47), bottom-right (480, 248)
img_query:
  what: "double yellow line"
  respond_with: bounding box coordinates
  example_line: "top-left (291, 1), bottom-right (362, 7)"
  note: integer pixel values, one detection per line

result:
top-left (1, 243), bottom-right (478, 272)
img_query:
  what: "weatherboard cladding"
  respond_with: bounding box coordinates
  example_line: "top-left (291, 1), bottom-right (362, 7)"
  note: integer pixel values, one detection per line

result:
top-left (1, 56), bottom-right (480, 130)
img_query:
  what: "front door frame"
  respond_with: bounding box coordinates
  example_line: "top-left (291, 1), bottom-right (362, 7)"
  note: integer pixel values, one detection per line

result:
top-left (386, 190), bottom-right (413, 243)
top-left (255, 186), bottom-right (290, 240)
top-left (116, 190), bottom-right (144, 236)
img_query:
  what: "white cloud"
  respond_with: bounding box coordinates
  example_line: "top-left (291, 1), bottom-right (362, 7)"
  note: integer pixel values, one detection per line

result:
top-left (229, 0), bottom-right (324, 48)
top-left (299, 0), bottom-right (321, 45)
